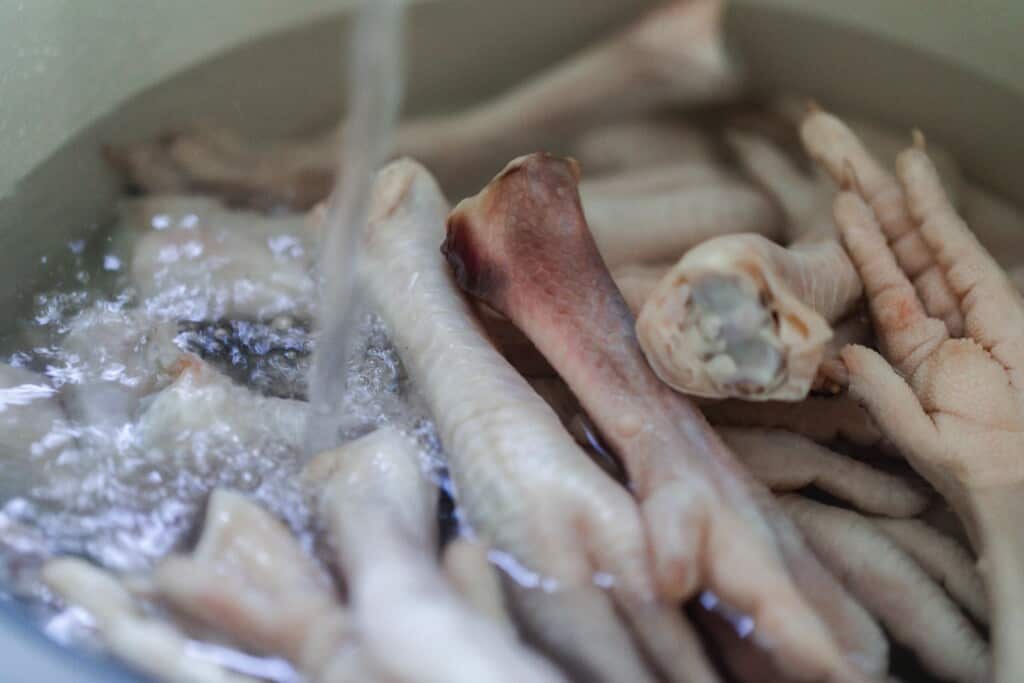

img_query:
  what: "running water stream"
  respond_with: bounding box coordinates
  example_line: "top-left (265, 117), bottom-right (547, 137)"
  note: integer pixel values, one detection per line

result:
top-left (304, 0), bottom-right (407, 458)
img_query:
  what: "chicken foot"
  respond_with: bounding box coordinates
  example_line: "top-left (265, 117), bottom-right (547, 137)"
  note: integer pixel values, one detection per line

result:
top-left (445, 152), bottom-right (882, 681)
top-left (780, 496), bottom-right (990, 683)
top-left (357, 158), bottom-right (719, 683)
top-left (109, 0), bottom-right (740, 208)
top-left (151, 490), bottom-right (365, 682)
top-left (719, 428), bottom-right (928, 517)
top-left (43, 558), bottom-right (258, 683)
top-left (307, 428), bottom-right (566, 683)
top-left (581, 162), bottom-right (783, 268)
top-left (873, 517), bottom-right (988, 625)
top-left (835, 138), bottom-right (1024, 682)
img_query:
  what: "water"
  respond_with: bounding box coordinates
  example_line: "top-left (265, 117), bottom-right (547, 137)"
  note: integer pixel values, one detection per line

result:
top-left (0, 5), bottom-right (430, 679)
top-left (304, 0), bottom-right (407, 458)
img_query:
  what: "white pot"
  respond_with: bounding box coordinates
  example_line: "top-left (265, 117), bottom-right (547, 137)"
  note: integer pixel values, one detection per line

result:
top-left (0, 1), bottom-right (1020, 680)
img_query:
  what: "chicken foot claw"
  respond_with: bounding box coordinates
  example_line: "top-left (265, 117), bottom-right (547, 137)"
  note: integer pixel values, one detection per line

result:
top-left (835, 139), bottom-right (1024, 683)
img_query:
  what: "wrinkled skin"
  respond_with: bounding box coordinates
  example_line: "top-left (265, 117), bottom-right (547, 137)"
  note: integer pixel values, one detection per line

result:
top-left (307, 428), bottom-right (568, 683)
top-left (719, 428), bottom-right (929, 517)
top-left (781, 496), bottom-right (990, 683)
top-left (444, 152), bottom-right (880, 682)
top-left (833, 138), bottom-right (1024, 683)
top-left (357, 158), bottom-right (719, 683)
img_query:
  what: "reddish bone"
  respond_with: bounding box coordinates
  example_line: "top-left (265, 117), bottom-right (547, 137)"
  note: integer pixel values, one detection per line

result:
top-left (444, 153), bottom-right (879, 682)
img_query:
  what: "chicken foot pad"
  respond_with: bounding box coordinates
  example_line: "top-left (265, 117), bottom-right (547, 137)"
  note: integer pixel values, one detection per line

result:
top-left (445, 153), bottom-right (876, 682)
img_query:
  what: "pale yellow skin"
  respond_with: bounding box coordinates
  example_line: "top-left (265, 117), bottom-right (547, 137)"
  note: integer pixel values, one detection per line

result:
top-left (833, 139), bottom-right (1024, 683)
top-left (42, 557), bottom-right (259, 683)
top-left (153, 491), bottom-right (367, 683)
top-left (307, 429), bottom-right (568, 683)
top-left (358, 159), bottom-right (719, 683)
top-left (780, 497), bottom-right (990, 683)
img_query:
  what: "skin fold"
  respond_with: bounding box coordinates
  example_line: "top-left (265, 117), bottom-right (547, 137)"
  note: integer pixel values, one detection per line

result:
top-left (801, 108), bottom-right (965, 337)
top-left (633, 131), bottom-right (861, 401)
top-left (43, 557), bottom-right (258, 683)
top-left (152, 490), bottom-right (366, 683)
top-left (780, 496), bottom-right (990, 683)
top-left (718, 428), bottom-right (929, 517)
top-left (581, 162), bottom-right (783, 268)
top-left (444, 152), bottom-right (881, 682)
top-left (834, 138), bottom-right (1024, 683)
top-left (107, 0), bottom-right (741, 209)
top-left (872, 517), bottom-right (988, 625)
top-left (357, 158), bottom-right (719, 683)
top-left (306, 428), bottom-right (566, 683)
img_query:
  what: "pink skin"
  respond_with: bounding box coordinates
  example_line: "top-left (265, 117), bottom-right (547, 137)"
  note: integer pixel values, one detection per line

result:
top-left (801, 108), bottom-right (965, 336)
top-left (444, 153), bottom-right (880, 682)
top-left (834, 137), bottom-right (1024, 683)
top-left (631, 130), bottom-right (862, 401)
top-left (107, 0), bottom-right (740, 209)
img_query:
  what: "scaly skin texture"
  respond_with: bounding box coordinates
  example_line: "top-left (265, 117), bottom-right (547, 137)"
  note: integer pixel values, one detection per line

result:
top-left (802, 109), bottom-right (965, 336)
top-left (307, 429), bottom-right (567, 683)
top-left (719, 428), bottom-right (929, 517)
top-left (780, 497), bottom-right (990, 683)
top-left (444, 152), bottom-right (879, 682)
top-left (107, 0), bottom-right (741, 209)
top-left (834, 139), bottom-right (1024, 683)
top-left (873, 517), bottom-right (988, 625)
top-left (359, 159), bottom-right (718, 683)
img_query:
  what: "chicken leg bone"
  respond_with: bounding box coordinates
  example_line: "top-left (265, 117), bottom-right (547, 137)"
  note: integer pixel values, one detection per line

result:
top-left (635, 132), bottom-right (863, 401)
top-left (307, 428), bottom-right (567, 683)
top-left (358, 158), bottom-right (718, 683)
top-left (444, 152), bottom-right (880, 681)
top-left (835, 137), bottom-right (1024, 683)
top-left (108, 0), bottom-right (741, 208)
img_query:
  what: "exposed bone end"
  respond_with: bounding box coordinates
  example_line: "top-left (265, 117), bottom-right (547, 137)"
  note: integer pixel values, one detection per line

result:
top-left (444, 153), bottom-right (586, 309)
top-left (637, 240), bottom-right (832, 401)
